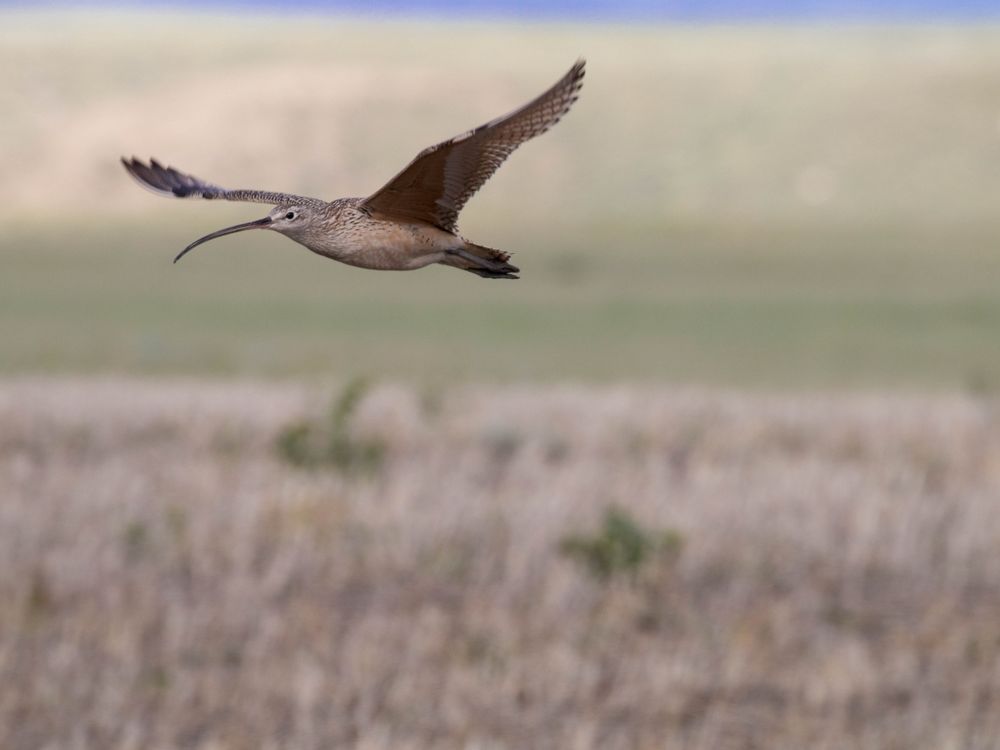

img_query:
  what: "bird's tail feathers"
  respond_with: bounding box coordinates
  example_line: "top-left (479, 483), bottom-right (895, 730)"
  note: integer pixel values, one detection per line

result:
top-left (443, 243), bottom-right (520, 279)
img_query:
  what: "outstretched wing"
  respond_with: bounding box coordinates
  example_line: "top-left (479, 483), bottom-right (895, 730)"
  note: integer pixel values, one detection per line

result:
top-left (361, 59), bottom-right (585, 234)
top-left (121, 157), bottom-right (319, 207)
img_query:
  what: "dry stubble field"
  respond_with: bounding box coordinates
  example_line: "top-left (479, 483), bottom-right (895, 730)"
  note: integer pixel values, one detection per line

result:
top-left (2, 379), bottom-right (999, 748)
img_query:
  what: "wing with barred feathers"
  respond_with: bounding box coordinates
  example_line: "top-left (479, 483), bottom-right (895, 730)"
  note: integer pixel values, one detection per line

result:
top-left (121, 157), bottom-right (319, 207)
top-left (361, 60), bottom-right (585, 233)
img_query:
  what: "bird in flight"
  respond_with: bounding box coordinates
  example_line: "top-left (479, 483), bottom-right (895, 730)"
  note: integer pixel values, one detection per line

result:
top-left (122, 60), bottom-right (585, 279)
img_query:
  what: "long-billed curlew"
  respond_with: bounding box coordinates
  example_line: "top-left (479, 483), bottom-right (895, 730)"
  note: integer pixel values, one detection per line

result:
top-left (122, 60), bottom-right (585, 279)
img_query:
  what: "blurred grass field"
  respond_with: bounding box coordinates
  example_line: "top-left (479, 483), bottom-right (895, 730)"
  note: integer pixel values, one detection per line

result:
top-left (4, 380), bottom-right (1000, 748)
top-left (3, 13), bottom-right (1000, 387)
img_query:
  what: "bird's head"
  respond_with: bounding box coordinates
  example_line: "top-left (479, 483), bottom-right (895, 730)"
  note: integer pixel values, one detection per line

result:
top-left (173, 203), bottom-right (316, 263)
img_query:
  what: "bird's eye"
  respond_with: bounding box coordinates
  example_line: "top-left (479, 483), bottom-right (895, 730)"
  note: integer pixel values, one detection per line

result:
top-left (285, 211), bottom-right (296, 220)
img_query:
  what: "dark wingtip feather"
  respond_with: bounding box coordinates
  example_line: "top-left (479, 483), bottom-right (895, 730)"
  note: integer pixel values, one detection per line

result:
top-left (122, 156), bottom-right (168, 195)
top-left (121, 156), bottom-right (214, 199)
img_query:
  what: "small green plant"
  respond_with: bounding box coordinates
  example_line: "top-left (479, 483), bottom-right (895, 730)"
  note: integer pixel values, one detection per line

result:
top-left (275, 378), bottom-right (385, 474)
top-left (483, 425), bottom-right (522, 463)
top-left (24, 569), bottom-right (53, 625)
top-left (164, 505), bottom-right (188, 546)
top-left (122, 520), bottom-right (149, 562)
top-left (560, 507), bottom-right (684, 581)
top-left (965, 369), bottom-right (1000, 396)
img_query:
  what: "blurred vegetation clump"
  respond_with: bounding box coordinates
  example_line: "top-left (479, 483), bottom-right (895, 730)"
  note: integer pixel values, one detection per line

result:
top-left (276, 378), bottom-right (385, 474)
top-left (560, 506), bottom-right (684, 581)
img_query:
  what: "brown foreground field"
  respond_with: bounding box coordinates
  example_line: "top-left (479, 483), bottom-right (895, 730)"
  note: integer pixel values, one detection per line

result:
top-left (2, 379), bottom-right (1000, 748)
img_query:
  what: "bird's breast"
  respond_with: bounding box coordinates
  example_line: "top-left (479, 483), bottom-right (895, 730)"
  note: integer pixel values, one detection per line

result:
top-left (298, 212), bottom-right (457, 271)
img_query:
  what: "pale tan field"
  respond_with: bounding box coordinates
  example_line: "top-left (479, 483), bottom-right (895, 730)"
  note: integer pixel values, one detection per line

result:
top-left (3, 378), bottom-right (999, 748)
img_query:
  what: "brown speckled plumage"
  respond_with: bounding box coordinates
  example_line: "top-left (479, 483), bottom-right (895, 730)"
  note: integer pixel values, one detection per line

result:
top-left (122, 60), bottom-right (585, 280)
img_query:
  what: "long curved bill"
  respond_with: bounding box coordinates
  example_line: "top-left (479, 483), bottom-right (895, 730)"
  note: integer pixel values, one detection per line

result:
top-left (173, 217), bottom-right (272, 263)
